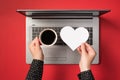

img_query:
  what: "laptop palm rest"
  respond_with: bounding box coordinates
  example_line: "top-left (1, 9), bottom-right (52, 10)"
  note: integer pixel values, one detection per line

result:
top-left (42, 46), bottom-right (67, 63)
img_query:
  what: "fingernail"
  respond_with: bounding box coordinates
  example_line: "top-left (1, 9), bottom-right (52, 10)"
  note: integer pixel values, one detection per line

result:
top-left (81, 43), bottom-right (84, 45)
top-left (36, 37), bottom-right (38, 39)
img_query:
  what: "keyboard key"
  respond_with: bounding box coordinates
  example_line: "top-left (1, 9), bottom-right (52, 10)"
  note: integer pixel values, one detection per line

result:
top-left (32, 27), bottom-right (93, 45)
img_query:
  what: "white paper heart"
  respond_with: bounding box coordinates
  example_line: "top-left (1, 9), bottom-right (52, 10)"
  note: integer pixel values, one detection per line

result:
top-left (60, 26), bottom-right (89, 51)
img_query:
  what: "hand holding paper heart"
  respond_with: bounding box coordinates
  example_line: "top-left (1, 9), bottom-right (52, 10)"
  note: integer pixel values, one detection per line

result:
top-left (60, 26), bottom-right (89, 51)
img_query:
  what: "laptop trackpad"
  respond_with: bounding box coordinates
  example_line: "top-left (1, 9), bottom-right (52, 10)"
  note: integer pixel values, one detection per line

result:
top-left (42, 46), bottom-right (67, 61)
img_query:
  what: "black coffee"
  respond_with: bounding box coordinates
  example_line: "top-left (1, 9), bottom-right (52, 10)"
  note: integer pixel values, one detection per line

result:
top-left (41, 30), bottom-right (56, 45)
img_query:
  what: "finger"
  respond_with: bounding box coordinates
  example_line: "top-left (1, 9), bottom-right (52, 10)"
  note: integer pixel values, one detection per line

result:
top-left (29, 38), bottom-right (36, 48)
top-left (31, 37), bottom-right (37, 45)
top-left (35, 37), bottom-right (43, 50)
top-left (77, 46), bottom-right (82, 54)
top-left (38, 38), bottom-right (42, 45)
top-left (85, 43), bottom-right (96, 56)
top-left (85, 43), bottom-right (94, 52)
top-left (34, 37), bottom-right (40, 46)
top-left (39, 40), bottom-right (42, 45)
top-left (81, 43), bottom-right (87, 53)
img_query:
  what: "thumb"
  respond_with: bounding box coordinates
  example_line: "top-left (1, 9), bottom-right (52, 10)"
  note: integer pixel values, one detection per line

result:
top-left (35, 37), bottom-right (40, 46)
top-left (85, 43), bottom-right (94, 52)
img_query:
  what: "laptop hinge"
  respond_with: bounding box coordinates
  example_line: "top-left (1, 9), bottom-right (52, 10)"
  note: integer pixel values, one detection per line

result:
top-left (32, 16), bottom-right (93, 19)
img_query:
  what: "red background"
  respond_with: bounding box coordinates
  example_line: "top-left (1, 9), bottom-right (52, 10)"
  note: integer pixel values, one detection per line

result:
top-left (0, 0), bottom-right (120, 80)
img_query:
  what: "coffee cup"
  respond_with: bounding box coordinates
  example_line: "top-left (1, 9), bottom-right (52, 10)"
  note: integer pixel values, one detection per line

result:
top-left (39, 28), bottom-right (57, 46)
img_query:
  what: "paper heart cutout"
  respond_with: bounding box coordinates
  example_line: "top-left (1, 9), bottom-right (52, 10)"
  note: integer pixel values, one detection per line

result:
top-left (60, 26), bottom-right (89, 51)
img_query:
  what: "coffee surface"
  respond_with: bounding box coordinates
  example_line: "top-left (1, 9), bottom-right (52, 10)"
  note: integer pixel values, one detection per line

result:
top-left (41, 30), bottom-right (56, 45)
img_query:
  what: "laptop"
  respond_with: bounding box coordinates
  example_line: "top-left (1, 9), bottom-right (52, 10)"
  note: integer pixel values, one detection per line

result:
top-left (17, 10), bottom-right (110, 64)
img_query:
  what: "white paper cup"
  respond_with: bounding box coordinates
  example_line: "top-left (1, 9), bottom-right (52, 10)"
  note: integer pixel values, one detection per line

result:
top-left (39, 28), bottom-right (57, 46)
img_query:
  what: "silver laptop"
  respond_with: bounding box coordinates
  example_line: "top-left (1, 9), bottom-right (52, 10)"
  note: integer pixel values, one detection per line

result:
top-left (17, 10), bottom-right (110, 64)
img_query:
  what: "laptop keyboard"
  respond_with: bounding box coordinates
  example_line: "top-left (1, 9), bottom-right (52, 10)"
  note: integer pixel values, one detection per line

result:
top-left (32, 27), bottom-right (93, 45)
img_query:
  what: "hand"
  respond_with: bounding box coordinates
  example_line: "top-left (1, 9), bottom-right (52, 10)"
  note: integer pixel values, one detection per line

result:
top-left (29, 37), bottom-right (44, 61)
top-left (77, 43), bottom-right (96, 72)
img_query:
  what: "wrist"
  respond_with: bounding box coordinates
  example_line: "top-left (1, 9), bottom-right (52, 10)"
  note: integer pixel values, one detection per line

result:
top-left (80, 68), bottom-right (90, 72)
top-left (79, 65), bottom-right (90, 72)
top-left (33, 56), bottom-right (44, 61)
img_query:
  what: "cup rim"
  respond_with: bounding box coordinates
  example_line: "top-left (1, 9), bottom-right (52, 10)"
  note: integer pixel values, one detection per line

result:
top-left (39, 28), bottom-right (58, 46)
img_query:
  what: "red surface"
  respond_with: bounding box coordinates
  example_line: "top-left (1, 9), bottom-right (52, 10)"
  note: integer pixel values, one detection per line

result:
top-left (0, 0), bottom-right (120, 80)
